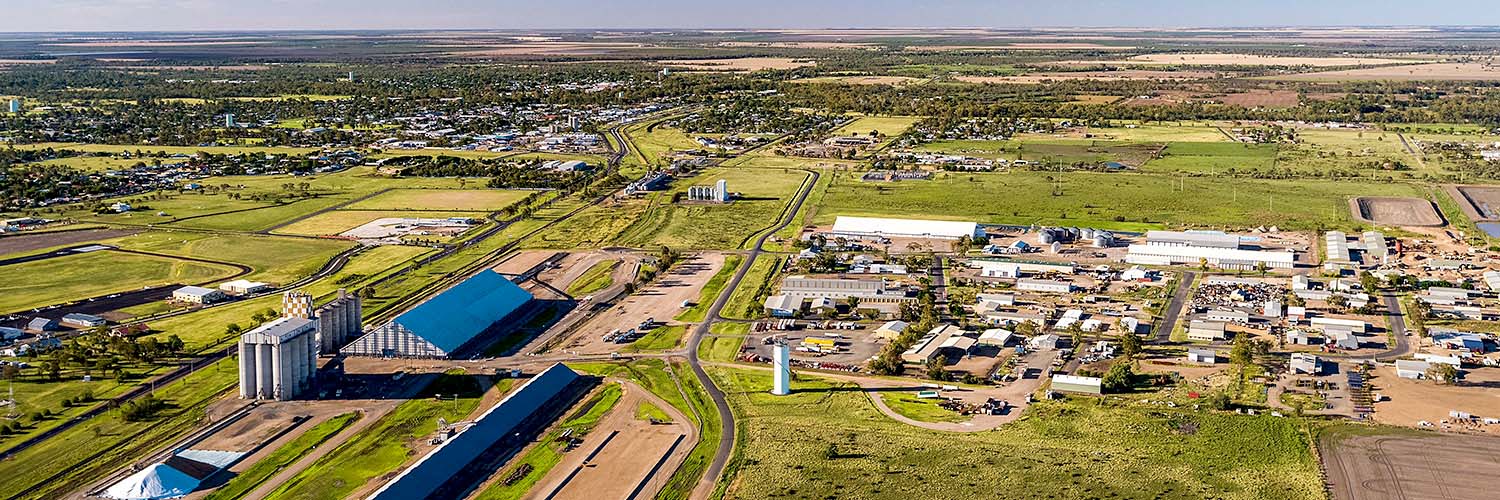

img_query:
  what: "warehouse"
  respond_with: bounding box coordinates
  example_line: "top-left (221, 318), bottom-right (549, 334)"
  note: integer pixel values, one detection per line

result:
top-left (172, 286), bottom-right (227, 304)
top-left (1395, 359), bottom-right (1431, 379)
top-left (341, 270), bottom-right (533, 358)
top-left (1016, 278), bottom-right (1073, 294)
top-left (1051, 374), bottom-right (1103, 395)
top-left (1310, 317), bottom-right (1367, 334)
top-left (874, 320), bottom-right (908, 340)
top-left (219, 279), bottom-right (272, 296)
top-left (1187, 320), bottom-right (1228, 341)
top-left (830, 216), bottom-right (982, 240)
top-left (370, 364), bottom-right (587, 500)
top-left (778, 276), bottom-right (911, 303)
top-left (60, 313), bottom-right (106, 328)
top-left (1291, 353), bottom-right (1322, 375)
top-left (1124, 244), bottom-right (1295, 270)
top-left (1187, 348), bottom-right (1218, 364)
top-left (1145, 230), bottom-right (1240, 249)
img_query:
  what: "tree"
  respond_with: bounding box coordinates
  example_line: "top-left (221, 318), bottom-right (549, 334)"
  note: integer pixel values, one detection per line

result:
top-left (1255, 261), bottom-right (1268, 275)
top-left (1101, 362), bottom-right (1134, 393)
top-left (1198, 257), bottom-right (1210, 272)
top-left (925, 356), bottom-right (951, 381)
top-left (1229, 333), bottom-right (1254, 368)
top-left (1118, 332), bottom-right (1142, 361)
top-left (1328, 294), bottom-right (1349, 312)
top-left (1427, 363), bottom-right (1459, 384)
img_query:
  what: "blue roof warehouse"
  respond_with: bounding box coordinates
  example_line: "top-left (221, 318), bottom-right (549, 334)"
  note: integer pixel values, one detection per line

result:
top-left (340, 270), bottom-right (534, 358)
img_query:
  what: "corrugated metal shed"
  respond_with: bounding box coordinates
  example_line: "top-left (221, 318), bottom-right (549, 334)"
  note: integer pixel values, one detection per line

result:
top-left (343, 270), bottom-right (532, 358)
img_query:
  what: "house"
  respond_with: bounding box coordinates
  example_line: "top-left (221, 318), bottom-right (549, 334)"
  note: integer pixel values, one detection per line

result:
top-left (60, 313), bottom-right (106, 328)
top-left (1051, 374), bottom-right (1103, 395)
top-left (1187, 320), bottom-right (1228, 341)
top-left (1395, 359), bottom-right (1432, 379)
top-left (173, 286), bottom-right (227, 304)
top-left (1118, 317), bottom-right (1143, 335)
top-left (763, 295), bottom-right (800, 318)
top-left (26, 317), bottom-right (58, 332)
top-left (1290, 353), bottom-right (1322, 374)
top-left (874, 321), bottom-right (908, 340)
top-left (1187, 348), bottom-right (1217, 364)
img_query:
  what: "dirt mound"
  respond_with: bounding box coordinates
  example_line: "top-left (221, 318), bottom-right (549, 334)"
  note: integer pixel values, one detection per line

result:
top-left (1350, 197), bottom-right (1445, 227)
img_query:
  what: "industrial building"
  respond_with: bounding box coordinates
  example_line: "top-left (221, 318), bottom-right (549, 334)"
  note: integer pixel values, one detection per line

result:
top-left (1051, 374), bottom-right (1103, 395)
top-left (1125, 243), bottom-right (1295, 271)
top-left (686, 179), bottom-right (731, 203)
top-left (830, 216), bottom-right (982, 240)
top-left (1187, 348), bottom-right (1217, 364)
top-left (219, 279), bottom-right (272, 296)
top-left (1016, 278), bottom-right (1072, 294)
top-left (776, 276), bottom-right (911, 303)
top-left (173, 286), bottom-right (227, 304)
top-left (1396, 360), bottom-right (1432, 380)
top-left (368, 364), bottom-right (586, 500)
top-left (1187, 320), bottom-right (1228, 341)
top-left (60, 313), bottom-right (106, 328)
top-left (1145, 230), bottom-right (1240, 249)
top-left (238, 317), bottom-right (319, 401)
top-left (341, 270), bottom-right (532, 358)
top-left (1291, 353), bottom-right (1322, 374)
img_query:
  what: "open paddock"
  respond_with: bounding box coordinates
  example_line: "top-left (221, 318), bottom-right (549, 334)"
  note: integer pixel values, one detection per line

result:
top-left (657, 57), bottom-right (814, 71)
top-left (958, 70), bottom-right (1218, 83)
top-left (341, 188), bottom-right (530, 212)
top-left (1063, 53), bottom-right (1422, 67)
top-left (1323, 429), bottom-right (1500, 500)
top-left (1274, 62), bottom-right (1500, 81)
top-left (1214, 89), bottom-right (1302, 108)
top-left (525, 382), bottom-right (695, 500)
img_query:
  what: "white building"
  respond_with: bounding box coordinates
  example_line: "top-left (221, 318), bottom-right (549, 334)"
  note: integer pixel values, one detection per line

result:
top-left (1310, 317), bottom-right (1367, 334)
top-left (1051, 374), bottom-right (1103, 395)
top-left (830, 216), bottom-right (982, 240)
top-left (1125, 244), bottom-right (1295, 271)
top-left (1187, 348), bottom-right (1217, 364)
top-left (1145, 230), bottom-right (1240, 249)
top-left (974, 261), bottom-right (1021, 279)
top-left (1016, 279), bottom-right (1072, 294)
top-left (1291, 353), bottom-right (1321, 374)
top-left (1187, 320), bottom-right (1228, 341)
top-left (219, 279), bottom-right (272, 296)
top-left (173, 286), bottom-right (226, 304)
top-left (1395, 359), bottom-right (1431, 380)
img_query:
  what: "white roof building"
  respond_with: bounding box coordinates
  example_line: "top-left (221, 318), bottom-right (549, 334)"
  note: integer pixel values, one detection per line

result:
top-left (831, 216), bottom-right (982, 240)
top-left (1125, 244), bottom-right (1295, 270)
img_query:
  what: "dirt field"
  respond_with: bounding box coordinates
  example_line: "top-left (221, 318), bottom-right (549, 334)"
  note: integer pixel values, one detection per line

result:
top-left (1215, 89), bottom-right (1302, 107)
top-left (905, 43), bottom-right (1134, 51)
top-left (442, 42), bottom-right (646, 57)
top-left (1446, 185), bottom-right (1500, 221)
top-left (1066, 53), bottom-right (1420, 67)
top-left (958, 70), bottom-right (1217, 83)
top-left (1350, 197), bottom-right (1447, 227)
top-left (657, 57), bottom-right (815, 71)
top-left (1278, 62), bottom-right (1500, 81)
top-left (1370, 365), bottom-right (1500, 433)
top-left (555, 253), bottom-right (725, 355)
top-left (0, 228), bottom-right (141, 257)
top-left (717, 41), bottom-right (874, 49)
top-left (524, 381), bottom-right (695, 500)
top-left (1323, 431), bottom-right (1500, 500)
top-left (791, 76), bottom-right (926, 85)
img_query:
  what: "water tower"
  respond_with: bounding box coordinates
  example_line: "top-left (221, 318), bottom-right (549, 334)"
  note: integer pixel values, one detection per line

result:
top-left (771, 341), bottom-right (790, 396)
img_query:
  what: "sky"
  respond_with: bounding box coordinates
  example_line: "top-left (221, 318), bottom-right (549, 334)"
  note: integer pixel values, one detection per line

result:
top-left (7, 0), bottom-right (1500, 32)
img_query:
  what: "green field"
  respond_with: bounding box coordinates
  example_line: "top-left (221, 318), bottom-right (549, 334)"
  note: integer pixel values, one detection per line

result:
top-left (203, 412), bottom-right (361, 500)
top-left (565, 259), bottom-right (619, 296)
top-left (831, 115), bottom-right (921, 147)
top-left (342, 189), bottom-right (530, 211)
top-left (106, 231), bottom-right (352, 284)
top-left (625, 325), bottom-right (687, 352)
top-left (699, 322), bottom-right (750, 362)
top-left (474, 383), bottom-right (623, 500)
top-left (0, 250), bottom-right (239, 313)
top-left (170, 196), bottom-right (354, 232)
top-left (612, 167), bottom-right (808, 249)
top-left (711, 368), bottom-right (1323, 500)
top-left (269, 371), bottom-right (491, 500)
top-left (813, 170), bottom-right (1424, 230)
top-left (877, 393), bottom-right (967, 423)
top-left (1143, 142), bottom-right (1279, 174)
top-left (721, 256), bottom-right (782, 320)
top-left (271, 209), bottom-right (486, 237)
top-left (1080, 122), bottom-right (1232, 143)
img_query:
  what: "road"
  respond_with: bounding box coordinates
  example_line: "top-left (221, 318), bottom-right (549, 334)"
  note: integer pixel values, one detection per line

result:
top-left (1152, 271), bottom-right (1195, 343)
top-left (683, 168), bottom-right (818, 498)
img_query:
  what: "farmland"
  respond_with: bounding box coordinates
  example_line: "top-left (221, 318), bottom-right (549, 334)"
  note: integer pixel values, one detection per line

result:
top-left (341, 188), bottom-right (530, 211)
top-left (0, 250), bottom-right (238, 313)
top-left (711, 368), bottom-right (1323, 500)
top-left (612, 167), bottom-right (809, 249)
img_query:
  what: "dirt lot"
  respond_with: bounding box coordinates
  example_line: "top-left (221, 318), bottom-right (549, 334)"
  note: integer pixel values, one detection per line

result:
top-left (1323, 431), bottom-right (1500, 500)
top-left (524, 381), bottom-right (695, 500)
top-left (1351, 197), bottom-right (1446, 227)
top-left (1067, 53), bottom-right (1419, 67)
top-left (1280, 62), bottom-right (1500, 81)
top-left (0, 228), bottom-right (141, 257)
top-left (1215, 89), bottom-right (1302, 108)
top-left (1447, 185), bottom-right (1500, 221)
top-left (1370, 365), bottom-right (1500, 433)
top-left (554, 253), bottom-right (725, 354)
top-left (441, 42), bottom-right (646, 57)
top-left (493, 250), bottom-right (568, 276)
top-left (657, 57), bottom-right (815, 71)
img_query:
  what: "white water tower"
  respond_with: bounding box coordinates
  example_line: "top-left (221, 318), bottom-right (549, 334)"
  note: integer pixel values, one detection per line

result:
top-left (771, 342), bottom-right (790, 396)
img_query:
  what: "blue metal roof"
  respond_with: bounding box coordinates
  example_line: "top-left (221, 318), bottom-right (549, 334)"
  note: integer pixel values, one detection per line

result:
top-left (394, 270), bottom-right (533, 354)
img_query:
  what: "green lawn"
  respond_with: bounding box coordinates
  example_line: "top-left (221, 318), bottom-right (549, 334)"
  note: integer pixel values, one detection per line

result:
top-left (170, 196), bottom-right (353, 232)
top-left (203, 412), bottom-right (361, 500)
top-left (636, 400), bottom-right (673, 422)
top-left (699, 322), bottom-right (750, 363)
top-left (268, 371), bottom-right (490, 500)
top-left (877, 393), bottom-right (967, 423)
top-left (625, 325), bottom-right (687, 352)
top-left (105, 231), bottom-right (353, 285)
top-left (474, 383), bottom-right (623, 500)
top-left (711, 367), bottom-right (1324, 500)
top-left (0, 250), bottom-right (239, 313)
top-left (813, 170), bottom-right (1425, 231)
top-left (722, 256), bottom-right (782, 320)
top-left (675, 254), bottom-right (742, 322)
top-left (565, 259), bottom-right (619, 296)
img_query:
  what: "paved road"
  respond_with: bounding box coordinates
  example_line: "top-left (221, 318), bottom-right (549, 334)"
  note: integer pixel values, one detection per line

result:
top-left (1152, 271), bottom-right (1196, 343)
top-left (684, 169), bottom-right (818, 499)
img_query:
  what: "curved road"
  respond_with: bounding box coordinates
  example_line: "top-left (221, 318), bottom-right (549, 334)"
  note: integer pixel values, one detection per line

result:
top-left (683, 168), bottom-right (819, 497)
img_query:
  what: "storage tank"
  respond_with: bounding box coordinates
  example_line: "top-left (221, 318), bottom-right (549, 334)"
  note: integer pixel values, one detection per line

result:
top-left (1081, 228), bottom-right (1096, 239)
top-left (1093, 234), bottom-right (1111, 248)
top-left (1037, 229), bottom-right (1056, 244)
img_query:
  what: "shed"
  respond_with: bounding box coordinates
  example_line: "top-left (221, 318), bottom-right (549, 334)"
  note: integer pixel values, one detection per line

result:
top-left (1187, 348), bottom-right (1217, 364)
top-left (1395, 359), bottom-right (1431, 379)
top-left (1051, 374), bottom-right (1103, 395)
